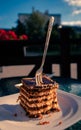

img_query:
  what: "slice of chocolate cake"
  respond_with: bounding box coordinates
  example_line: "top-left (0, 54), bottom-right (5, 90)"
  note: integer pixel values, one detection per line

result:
top-left (18, 75), bottom-right (60, 117)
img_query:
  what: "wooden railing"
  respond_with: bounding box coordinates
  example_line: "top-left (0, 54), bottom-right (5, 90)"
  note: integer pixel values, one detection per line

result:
top-left (0, 28), bottom-right (81, 79)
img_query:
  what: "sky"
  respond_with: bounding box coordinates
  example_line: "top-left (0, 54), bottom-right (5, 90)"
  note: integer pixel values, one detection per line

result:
top-left (1, 0), bottom-right (81, 28)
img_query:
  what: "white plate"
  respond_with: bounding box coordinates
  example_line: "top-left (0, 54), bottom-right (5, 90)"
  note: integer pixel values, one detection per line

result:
top-left (0, 90), bottom-right (81, 130)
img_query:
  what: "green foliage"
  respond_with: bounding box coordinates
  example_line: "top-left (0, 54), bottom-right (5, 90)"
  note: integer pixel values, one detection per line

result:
top-left (26, 10), bottom-right (46, 40)
top-left (15, 20), bottom-right (26, 36)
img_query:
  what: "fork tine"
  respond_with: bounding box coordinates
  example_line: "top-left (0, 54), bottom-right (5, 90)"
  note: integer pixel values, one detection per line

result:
top-left (40, 73), bottom-right (43, 83)
top-left (36, 75), bottom-right (39, 86)
top-left (36, 74), bottom-right (39, 86)
top-left (36, 71), bottom-right (43, 86)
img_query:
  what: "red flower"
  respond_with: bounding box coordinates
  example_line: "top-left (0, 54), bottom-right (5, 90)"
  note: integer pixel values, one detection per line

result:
top-left (7, 30), bottom-right (18, 40)
top-left (19, 34), bottom-right (28, 40)
top-left (0, 29), bottom-right (28, 40)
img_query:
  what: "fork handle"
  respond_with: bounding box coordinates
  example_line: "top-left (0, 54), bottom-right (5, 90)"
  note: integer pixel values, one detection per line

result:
top-left (40, 16), bottom-right (54, 69)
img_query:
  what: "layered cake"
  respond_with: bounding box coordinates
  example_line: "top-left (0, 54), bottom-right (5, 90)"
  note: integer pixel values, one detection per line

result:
top-left (17, 75), bottom-right (60, 117)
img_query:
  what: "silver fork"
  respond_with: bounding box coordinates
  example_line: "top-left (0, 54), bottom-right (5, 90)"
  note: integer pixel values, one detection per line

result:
top-left (35, 16), bottom-right (54, 86)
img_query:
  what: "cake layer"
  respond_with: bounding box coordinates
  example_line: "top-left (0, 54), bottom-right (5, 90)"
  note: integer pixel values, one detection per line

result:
top-left (20, 90), bottom-right (57, 103)
top-left (21, 75), bottom-right (59, 91)
top-left (20, 100), bottom-right (60, 117)
top-left (20, 86), bottom-right (57, 98)
top-left (19, 93), bottom-right (58, 108)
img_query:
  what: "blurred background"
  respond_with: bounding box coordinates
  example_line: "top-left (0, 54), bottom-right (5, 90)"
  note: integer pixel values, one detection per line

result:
top-left (0, 0), bottom-right (81, 79)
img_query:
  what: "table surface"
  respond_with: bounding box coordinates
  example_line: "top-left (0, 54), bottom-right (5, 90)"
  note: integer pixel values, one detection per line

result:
top-left (0, 76), bottom-right (81, 130)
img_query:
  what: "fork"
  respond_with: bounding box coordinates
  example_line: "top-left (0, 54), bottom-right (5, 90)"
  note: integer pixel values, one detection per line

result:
top-left (35, 16), bottom-right (54, 86)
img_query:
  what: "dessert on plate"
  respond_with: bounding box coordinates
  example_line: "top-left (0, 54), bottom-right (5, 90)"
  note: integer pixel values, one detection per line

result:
top-left (17, 74), bottom-right (60, 118)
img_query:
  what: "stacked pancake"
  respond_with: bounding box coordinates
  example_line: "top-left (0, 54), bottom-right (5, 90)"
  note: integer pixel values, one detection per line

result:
top-left (18, 75), bottom-right (60, 117)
